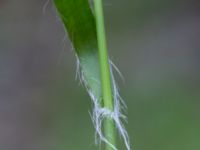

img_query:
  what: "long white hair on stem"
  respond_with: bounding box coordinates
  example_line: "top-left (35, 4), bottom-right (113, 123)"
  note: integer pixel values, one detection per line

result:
top-left (75, 55), bottom-right (131, 150)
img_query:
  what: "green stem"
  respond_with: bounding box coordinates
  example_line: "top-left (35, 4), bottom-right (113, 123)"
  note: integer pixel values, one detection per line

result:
top-left (93, 0), bottom-right (116, 149)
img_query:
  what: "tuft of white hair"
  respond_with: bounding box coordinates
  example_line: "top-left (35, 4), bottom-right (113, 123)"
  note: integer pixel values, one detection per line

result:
top-left (75, 55), bottom-right (131, 150)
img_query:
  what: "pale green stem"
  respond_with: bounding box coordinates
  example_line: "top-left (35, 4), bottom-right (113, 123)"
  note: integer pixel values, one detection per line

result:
top-left (93, 0), bottom-right (116, 150)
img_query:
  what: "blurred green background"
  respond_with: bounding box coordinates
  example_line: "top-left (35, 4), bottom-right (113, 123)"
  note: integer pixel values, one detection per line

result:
top-left (0, 0), bottom-right (200, 150)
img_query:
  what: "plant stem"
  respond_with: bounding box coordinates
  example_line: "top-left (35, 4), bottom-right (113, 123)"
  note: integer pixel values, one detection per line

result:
top-left (93, 0), bottom-right (116, 149)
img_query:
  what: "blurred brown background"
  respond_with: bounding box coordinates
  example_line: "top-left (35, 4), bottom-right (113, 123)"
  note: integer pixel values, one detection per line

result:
top-left (0, 0), bottom-right (200, 150)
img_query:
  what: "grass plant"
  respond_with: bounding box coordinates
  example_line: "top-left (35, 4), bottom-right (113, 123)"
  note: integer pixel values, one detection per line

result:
top-left (53, 0), bottom-right (130, 149)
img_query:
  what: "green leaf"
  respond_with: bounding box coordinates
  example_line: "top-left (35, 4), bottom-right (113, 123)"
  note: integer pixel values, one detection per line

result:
top-left (54, 0), bottom-right (102, 99)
